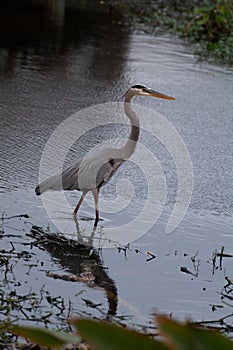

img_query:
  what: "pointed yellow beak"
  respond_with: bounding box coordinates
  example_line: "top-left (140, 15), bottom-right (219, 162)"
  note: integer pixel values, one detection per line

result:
top-left (149, 90), bottom-right (176, 100)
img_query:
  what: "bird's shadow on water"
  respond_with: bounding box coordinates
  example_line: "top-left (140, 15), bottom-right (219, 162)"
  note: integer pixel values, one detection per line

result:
top-left (30, 216), bottom-right (118, 317)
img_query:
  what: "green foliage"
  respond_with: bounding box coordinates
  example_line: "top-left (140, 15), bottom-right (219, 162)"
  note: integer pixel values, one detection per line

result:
top-left (5, 316), bottom-right (233, 349)
top-left (124, 0), bottom-right (233, 65)
top-left (75, 317), bottom-right (233, 350)
top-left (11, 324), bottom-right (80, 348)
top-left (191, 0), bottom-right (233, 41)
top-left (181, 0), bottom-right (233, 63)
top-left (157, 316), bottom-right (233, 350)
top-left (73, 319), bottom-right (167, 350)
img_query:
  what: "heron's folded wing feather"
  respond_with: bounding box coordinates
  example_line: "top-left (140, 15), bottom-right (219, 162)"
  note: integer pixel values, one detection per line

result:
top-left (97, 158), bottom-right (124, 188)
top-left (35, 160), bottom-right (81, 195)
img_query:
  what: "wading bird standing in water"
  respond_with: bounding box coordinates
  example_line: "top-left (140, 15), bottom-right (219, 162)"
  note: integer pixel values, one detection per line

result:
top-left (35, 85), bottom-right (175, 226)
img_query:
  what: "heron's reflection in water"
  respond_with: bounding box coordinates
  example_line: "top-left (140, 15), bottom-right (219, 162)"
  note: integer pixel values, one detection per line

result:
top-left (31, 217), bottom-right (118, 316)
top-left (72, 214), bottom-right (97, 247)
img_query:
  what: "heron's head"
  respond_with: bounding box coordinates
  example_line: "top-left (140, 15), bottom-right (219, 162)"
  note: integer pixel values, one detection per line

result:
top-left (130, 84), bottom-right (176, 100)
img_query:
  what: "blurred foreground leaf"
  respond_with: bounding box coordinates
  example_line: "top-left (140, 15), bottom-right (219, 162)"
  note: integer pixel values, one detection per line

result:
top-left (7, 316), bottom-right (233, 350)
top-left (157, 316), bottom-right (233, 350)
top-left (73, 319), bottom-right (167, 350)
top-left (11, 325), bottom-right (80, 348)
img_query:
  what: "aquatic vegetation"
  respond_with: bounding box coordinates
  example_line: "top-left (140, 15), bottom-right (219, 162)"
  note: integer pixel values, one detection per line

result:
top-left (178, 0), bottom-right (233, 64)
top-left (1, 216), bottom-right (233, 348)
top-left (109, 0), bottom-right (233, 65)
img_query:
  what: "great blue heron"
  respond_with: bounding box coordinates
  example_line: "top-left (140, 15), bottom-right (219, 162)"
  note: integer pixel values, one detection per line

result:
top-left (35, 85), bottom-right (175, 226)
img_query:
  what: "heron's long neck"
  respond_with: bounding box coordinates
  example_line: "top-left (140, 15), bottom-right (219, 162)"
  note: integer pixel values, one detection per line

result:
top-left (119, 93), bottom-right (140, 159)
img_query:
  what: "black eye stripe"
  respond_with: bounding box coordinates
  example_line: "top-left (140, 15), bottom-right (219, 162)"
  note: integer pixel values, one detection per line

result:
top-left (131, 85), bottom-right (151, 93)
top-left (132, 84), bottom-right (146, 89)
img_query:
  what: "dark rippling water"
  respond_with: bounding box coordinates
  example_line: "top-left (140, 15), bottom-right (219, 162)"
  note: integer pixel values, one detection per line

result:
top-left (1, 0), bottom-right (233, 330)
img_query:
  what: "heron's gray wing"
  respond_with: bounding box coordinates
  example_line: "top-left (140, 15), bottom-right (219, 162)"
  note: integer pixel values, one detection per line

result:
top-left (35, 159), bottom-right (82, 195)
top-left (97, 158), bottom-right (124, 188)
top-left (36, 155), bottom-right (124, 195)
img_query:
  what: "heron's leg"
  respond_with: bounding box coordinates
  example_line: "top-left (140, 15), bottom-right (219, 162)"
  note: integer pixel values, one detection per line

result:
top-left (92, 188), bottom-right (100, 227)
top-left (74, 191), bottom-right (87, 215)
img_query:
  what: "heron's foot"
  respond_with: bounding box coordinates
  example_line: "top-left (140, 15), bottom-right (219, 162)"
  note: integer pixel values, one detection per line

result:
top-left (79, 216), bottom-right (103, 222)
top-left (80, 216), bottom-right (94, 222)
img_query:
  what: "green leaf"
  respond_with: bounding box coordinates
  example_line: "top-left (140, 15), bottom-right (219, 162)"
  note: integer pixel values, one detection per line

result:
top-left (157, 316), bottom-right (233, 350)
top-left (11, 325), bottom-right (80, 348)
top-left (157, 317), bottom-right (195, 350)
top-left (73, 319), bottom-right (168, 350)
top-left (196, 14), bottom-right (210, 26)
top-left (191, 327), bottom-right (233, 350)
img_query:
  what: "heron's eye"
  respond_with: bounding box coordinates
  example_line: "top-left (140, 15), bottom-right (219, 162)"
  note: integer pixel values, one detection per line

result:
top-left (142, 87), bottom-right (150, 93)
top-left (109, 159), bottom-right (115, 166)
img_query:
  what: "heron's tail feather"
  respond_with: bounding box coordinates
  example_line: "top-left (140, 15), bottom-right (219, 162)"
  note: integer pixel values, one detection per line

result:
top-left (35, 185), bottom-right (41, 196)
top-left (35, 160), bottom-right (81, 195)
top-left (35, 173), bottom-right (64, 196)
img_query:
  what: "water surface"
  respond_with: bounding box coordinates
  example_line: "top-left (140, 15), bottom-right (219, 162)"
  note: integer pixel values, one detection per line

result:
top-left (1, 2), bottom-right (233, 331)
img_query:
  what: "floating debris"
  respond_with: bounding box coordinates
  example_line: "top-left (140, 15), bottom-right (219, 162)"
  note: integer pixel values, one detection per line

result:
top-left (180, 266), bottom-right (196, 277)
top-left (145, 251), bottom-right (156, 262)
